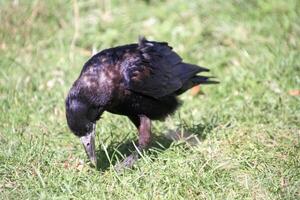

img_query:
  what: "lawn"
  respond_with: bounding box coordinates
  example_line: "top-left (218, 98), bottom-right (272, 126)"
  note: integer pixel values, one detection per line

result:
top-left (0, 0), bottom-right (299, 199)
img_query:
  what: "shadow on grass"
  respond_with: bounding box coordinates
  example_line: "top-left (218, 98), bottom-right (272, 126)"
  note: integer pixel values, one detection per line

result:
top-left (95, 134), bottom-right (172, 171)
top-left (95, 122), bottom-right (217, 172)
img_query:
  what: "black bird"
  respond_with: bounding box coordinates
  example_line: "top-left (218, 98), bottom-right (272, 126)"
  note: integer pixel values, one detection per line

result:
top-left (65, 37), bottom-right (217, 168)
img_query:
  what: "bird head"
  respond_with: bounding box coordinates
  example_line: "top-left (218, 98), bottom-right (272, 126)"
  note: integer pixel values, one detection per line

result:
top-left (65, 96), bottom-right (103, 166)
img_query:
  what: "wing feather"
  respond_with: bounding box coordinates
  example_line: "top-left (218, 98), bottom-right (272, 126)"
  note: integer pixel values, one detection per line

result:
top-left (124, 37), bottom-right (212, 98)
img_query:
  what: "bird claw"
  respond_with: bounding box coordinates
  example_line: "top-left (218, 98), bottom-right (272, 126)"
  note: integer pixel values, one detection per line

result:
top-left (114, 153), bottom-right (139, 173)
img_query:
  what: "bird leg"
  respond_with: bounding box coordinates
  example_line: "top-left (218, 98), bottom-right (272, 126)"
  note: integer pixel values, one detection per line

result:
top-left (115, 115), bottom-right (151, 171)
top-left (136, 115), bottom-right (151, 150)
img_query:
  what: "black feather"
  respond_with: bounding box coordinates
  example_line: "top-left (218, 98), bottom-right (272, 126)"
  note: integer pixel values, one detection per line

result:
top-left (66, 36), bottom-right (218, 133)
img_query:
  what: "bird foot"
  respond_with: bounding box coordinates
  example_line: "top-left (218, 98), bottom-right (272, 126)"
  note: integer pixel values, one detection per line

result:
top-left (114, 152), bottom-right (139, 173)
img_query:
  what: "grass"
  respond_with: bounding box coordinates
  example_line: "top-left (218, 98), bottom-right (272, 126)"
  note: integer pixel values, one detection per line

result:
top-left (0, 0), bottom-right (299, 199)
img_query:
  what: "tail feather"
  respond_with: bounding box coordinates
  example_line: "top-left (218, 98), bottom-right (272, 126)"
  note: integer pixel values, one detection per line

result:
top-left (175, 75), bottom-right (219, 95)
top-left (192, 75), bottom-right (219, 84)
top-left (172, 62), bottom-right (209, 83)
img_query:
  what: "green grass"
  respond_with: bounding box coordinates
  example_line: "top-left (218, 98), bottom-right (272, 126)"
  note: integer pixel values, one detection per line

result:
top-left (0, 0), bottom-right (299, 199)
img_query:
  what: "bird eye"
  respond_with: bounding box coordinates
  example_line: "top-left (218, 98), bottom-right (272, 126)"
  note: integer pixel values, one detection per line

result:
top-left (86, 124), bottom-right (92, 132)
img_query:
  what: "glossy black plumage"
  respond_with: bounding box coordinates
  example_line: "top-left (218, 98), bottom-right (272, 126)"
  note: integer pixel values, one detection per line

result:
top-left (65, 37), bottom-right (217, 168)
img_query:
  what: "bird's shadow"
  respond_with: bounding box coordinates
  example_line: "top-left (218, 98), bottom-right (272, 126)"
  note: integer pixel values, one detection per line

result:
top-left (95, 122), bottom-right (216, 172)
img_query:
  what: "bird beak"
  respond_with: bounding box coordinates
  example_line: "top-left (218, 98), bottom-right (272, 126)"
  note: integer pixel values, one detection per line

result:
top-left (80, 124), bottom-right (96, 166)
